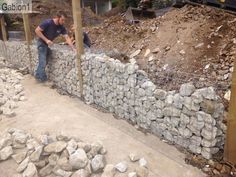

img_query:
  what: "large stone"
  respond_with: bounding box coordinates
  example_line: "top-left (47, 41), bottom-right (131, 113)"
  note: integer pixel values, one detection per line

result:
top-left (129, 172), bottom-right (138, 177)
top-left (34, 160), bottom-right (47, 168)
top-left (163, 107), bottom-right (181, 117)
top-left (69, 149), bottom-right (88, 170)
top-left (136, 166), bottom-right (149, 177)
top-left (129, 153), bottom-right (140, 162)
top-left (201, 127), bottom-right (217, 141)
top-left (139, 158), bottom-right (148, 167)
top-left (179, 83), bottom-right (195, 96)
top-left (115, 161), bottom-right (128, 173)
top-left (173, 94), bottom-right (184, 109)
top-left (13, 132), bottom-right (29, 144)
top-left (189, 145), bottom-right (201, 154)
top-left (201, 138), bottom-right (217, 148)
top-left (39, 164), bottom-right (54, 176)
top-left (0, 146), bottom-right (13, 160)
top-left (12, 150), bottom-right (28, 164)
top-left (30, 146), bottom-right (43, 162)
top-left (91, 154), bottom-right (106, 173)
top-left (77, 142), bottom-right (91, 153)
top-left (196, 111), bottom-right (215, 125)
top-left (17, 157), bottom-right (30, 173)
top-left (179, 128), bottom-right (192, 138)
top-left (190, 136), bottom-right (202, 146)
top-left (57, 157), bottom-right (73, 171)
top-left (200, 100), bottom-right (216, 114)
top-left (0, 133), bottom-right (12, 150)
top-left (101, 164), bottom-right (116, 177)
top-left (44, 141), bottom-right (67, 153)
top-left (66, 139), bottom-right (78, 155)
top-left (180, 113), bottom-right (190, 127)
top-left (197, 87), bottom-right (217, 100)
top-left (87, 142), bottom-right (103, 158)
top-left (23, 163), bottom-right (38, 177)
top-left (154, 89), bottom-right (167, 100)
top-left (71, 169), bottom-right (90, 177)
top-left (48, 153), bottom-right (60, 166)
top-left (53, 169), bottom-right (72, 177)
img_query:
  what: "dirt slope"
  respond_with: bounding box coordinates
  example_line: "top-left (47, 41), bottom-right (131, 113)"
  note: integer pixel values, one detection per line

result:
top-left (86, 5), bottom-right (236, 102)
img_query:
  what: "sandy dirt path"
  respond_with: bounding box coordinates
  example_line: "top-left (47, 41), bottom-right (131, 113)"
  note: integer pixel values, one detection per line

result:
top-left (0, 75), bottom-right (205, 177)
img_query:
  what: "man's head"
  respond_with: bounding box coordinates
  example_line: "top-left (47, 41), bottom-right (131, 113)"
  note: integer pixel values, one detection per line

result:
top-left (54, 11), bottom-right (67, 25)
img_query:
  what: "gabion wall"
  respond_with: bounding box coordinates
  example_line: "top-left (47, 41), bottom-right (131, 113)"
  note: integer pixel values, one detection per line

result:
top-left (0, 41), bottom-right (226, 159)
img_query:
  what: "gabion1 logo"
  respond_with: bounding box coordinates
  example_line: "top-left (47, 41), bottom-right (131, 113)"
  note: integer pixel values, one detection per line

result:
top-left (0, 0), bottom-right (32, 14)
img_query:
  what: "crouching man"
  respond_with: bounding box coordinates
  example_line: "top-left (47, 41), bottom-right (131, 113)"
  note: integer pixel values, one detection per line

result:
top-left (35, 11), bottom-right (75, 82)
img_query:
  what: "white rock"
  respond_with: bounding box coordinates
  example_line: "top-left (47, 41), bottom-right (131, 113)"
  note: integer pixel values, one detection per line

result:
top-left (115, 161), bottom-right (128, 173)
top-left (71, 169), bottom-right (90, 177)
top-left (180, 83), bottom-right (195, 96)
top-left (0, 146), bottom-right (13, 160)
top-left (224, 90), bottom-right (231, 101)
top-left (12, 150), bottom-right (28, 164)
top-left (54, 169), bottom-right (72, 177)
top-left (144, 49), bottom-right (151, 57)
top-left (69, 149), bottom-right (88, 170)
top-left (39, 164), bottom-right (54, 176)
top-left (17, 157), bottom-right (30, 173)
top-left (44, 141), bottom-right (67, 153)
top-left (30, 146), bottom-right (43, 162)
top-left (48, 153), bottom-right (60, 166)
top-left (128, 172), bottom-right (137, 177)
top-left (129, 153), bottom-right (140, 162)
top-left (22, 163), bottom-right (37, 177)
top-left (91, 154), bottom-right (106, 173)
top-left (139, 158), bottom-right (148, 167)
top-left (0, 133), bottom-right (12, 150)
top-left (130, 50), bottom-right (141, 58)
top-left (136, 166), bottom-right (149, 177)
top-left (101, 164), bottom-right (116, 177)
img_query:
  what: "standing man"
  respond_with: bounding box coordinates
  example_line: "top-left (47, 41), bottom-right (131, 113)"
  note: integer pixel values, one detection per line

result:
top-left (35, 11), bottom-right (75, 82)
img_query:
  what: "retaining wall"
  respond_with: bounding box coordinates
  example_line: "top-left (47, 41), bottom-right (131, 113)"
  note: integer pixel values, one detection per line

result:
top-left (0, 41), bottom-right (227, 159)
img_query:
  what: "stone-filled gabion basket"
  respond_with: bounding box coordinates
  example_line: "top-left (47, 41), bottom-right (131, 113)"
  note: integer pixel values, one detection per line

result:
top-left (0, 41), bottom-right (226, 159)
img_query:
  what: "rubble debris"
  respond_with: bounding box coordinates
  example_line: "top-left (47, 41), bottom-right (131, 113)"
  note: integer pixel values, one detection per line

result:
top-left (0, 128), bottom-right (150, 177)
top-left (0, 68), bottom-right (26, 118)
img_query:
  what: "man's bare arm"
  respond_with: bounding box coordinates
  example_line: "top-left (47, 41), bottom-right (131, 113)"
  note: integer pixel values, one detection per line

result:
top-left (35, 26), bottom-right (53, 45)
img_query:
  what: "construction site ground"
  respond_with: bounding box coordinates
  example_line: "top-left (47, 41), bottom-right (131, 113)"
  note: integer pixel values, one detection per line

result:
top-left (0, 75), bottom-right (205, 177)
top-left (2, 1), bottom-right (236, 176)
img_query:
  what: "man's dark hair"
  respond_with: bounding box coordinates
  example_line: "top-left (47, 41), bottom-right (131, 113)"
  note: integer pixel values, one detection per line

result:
top-left (56, 11), bottom-right (67, 18)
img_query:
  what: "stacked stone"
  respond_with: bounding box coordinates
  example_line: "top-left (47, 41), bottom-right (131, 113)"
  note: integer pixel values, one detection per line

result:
top-left (0, 41), bottom-right (226, 159)
top-left (81, 54), bottom-right (225, 159)
top-left (82, 54), bottom-right (139, 123)
top-left (0, 128), bottom-right (109, 177)
top-left (150, 83), bottom-right (225, 159)
top-left (0, 68), bottom-right (26, 118)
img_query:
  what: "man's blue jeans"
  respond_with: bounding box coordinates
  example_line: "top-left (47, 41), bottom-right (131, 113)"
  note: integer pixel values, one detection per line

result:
top-left (35, 39), bottom-right (51, 82)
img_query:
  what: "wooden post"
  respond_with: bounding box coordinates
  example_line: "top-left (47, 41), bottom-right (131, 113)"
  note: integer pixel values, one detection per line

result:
top-left (0, 15), bottom-right (7, 41)
top-left (22, 14), bottom-right (32, 43)
top-left (22, 13), bottom-right (33, 73)
top-left (72, 0), bottom-right (84, 98)
top-left (224, 58), bottom-right (236, 165)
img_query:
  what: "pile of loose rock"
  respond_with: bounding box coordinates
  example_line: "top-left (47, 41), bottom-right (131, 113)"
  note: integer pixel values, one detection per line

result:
top-left (0, 128), bottom-right (150, 177)
top-left (0, 68), bottom-right (26, 118)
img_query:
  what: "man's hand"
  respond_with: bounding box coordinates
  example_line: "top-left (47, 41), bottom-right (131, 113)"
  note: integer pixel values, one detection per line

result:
top-left (64, 34), bottom-right (76, 52)
top-left (46, 40), bottom-right (53, 46)
top-left (72, 46), bottom-right (76, 52)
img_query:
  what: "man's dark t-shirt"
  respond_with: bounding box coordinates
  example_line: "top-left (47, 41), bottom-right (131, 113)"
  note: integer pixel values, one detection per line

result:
top-left (39, 19), bottom-right (67, 41)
